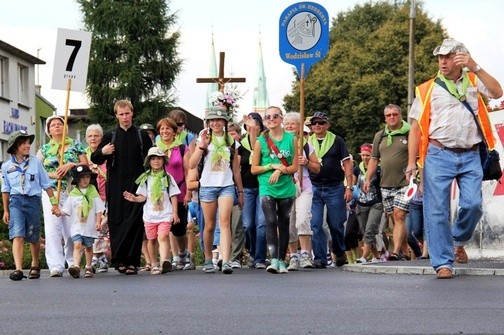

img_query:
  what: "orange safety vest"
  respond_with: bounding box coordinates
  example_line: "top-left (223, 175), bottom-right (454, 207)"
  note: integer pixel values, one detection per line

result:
top-left (415, 72), bottom-right (495, 167)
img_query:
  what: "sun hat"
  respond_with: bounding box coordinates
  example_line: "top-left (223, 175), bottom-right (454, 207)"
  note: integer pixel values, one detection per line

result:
top-left (244, 112), bottom-right (265, 132)
top-left (206, 106), bottom-right (230, 121)
top-left (304, 116), bottom-right (312, 126)
top-left (433, 38), bottom-right (469, 56)
top-left (7, 130), bottom-right (35, 154)
top-left (144, 147), bottom-right (168, 169)
top-left (45, 115), bottom-right (67, 138)
top-left (71, 165), bottom-right (97, 185)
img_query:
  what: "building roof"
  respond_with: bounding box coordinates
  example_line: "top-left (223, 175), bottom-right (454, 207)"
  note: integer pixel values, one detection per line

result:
top-left (0, 40), bottom-right (45, 65)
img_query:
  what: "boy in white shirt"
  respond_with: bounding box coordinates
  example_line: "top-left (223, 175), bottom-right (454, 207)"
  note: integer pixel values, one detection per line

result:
top-left (123, 147), bottom-right (180, 275)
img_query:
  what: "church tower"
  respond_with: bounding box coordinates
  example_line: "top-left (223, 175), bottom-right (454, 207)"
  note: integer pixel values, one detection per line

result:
top-left (252, 33), bottom-right (269, 117)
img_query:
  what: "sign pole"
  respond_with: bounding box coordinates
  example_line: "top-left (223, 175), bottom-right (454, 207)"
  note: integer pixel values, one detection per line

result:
top-left (56, 78), bottom-right (72, 203)
top-left (298, 63), bottom-right (305, 187)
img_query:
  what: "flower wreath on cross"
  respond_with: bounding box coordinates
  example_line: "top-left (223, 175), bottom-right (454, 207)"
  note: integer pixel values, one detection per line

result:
top-left (208, 85), bottom-right (242, 115)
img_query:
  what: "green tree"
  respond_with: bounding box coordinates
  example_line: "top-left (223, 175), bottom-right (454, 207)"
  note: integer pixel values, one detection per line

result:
top-left (77, 0), bottom-right (182, 129)
top-left (284, 1), bottom-right (446, 155)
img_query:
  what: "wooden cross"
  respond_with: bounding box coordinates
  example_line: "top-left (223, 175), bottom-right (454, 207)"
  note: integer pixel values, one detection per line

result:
top-left (196, 51), bottom-right (246, 92)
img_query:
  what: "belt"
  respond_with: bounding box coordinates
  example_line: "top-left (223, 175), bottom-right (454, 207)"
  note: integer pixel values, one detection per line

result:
top-left (428, 139), bottom-right (478, 153)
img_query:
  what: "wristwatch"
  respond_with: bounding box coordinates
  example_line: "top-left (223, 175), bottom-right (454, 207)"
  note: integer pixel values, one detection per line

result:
top-left (345, 185), bottom-right (352, 190)
top-left (473, 65), bottom-right (482, 73)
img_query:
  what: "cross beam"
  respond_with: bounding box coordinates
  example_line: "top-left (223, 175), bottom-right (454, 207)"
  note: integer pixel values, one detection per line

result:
top-left (196, 52), bottom-right (246, 92)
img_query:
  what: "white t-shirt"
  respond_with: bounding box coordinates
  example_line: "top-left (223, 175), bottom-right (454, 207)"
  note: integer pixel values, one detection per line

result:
top-left (61, 188), bottom-right (105, 239)
top-left (136, 173), bottom-right (181, 223)
top-left (197, 134), bottom-right (235, 187)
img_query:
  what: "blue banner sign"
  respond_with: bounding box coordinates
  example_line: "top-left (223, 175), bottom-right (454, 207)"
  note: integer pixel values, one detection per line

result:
top-left (279, 2), bottom-right (329, 77)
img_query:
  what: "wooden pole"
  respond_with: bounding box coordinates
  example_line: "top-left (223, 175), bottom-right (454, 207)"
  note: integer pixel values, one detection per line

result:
top-left (56, 78), bottom-right (72, 203)
top-left (298, 63), bottom-right (305, 188)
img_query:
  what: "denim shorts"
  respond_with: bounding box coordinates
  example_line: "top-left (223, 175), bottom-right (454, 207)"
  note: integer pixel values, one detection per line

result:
top-left (72, 234), bottom-right (96, 248)
top-left (8, 195), bottom-right (41, 243)
top-left (199, 185), bottom-right (236, 202)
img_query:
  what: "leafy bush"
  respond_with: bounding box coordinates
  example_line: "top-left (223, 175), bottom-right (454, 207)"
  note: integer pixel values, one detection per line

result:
top-left (0, 239), bottom-right (48, 269)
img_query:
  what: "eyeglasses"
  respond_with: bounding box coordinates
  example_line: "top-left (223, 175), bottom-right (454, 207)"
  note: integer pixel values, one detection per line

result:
top-left (311, 120), bottom-right (327, 126)
top-left (385, 113), bottom-right (399, 118)
top-left (264, 113), bottom-right (282, 120)
top-left (176, 122), bottom-right (185, 127)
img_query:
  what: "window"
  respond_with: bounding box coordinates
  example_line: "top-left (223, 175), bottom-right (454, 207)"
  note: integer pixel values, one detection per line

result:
top-left (18, 63), bottom-right (28, 104)
top-left (0, 56), bottom-right (6, 98)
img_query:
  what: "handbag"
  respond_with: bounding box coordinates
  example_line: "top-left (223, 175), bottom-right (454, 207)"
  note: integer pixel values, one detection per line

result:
top-left (434, 78), bottom-right (502, 181)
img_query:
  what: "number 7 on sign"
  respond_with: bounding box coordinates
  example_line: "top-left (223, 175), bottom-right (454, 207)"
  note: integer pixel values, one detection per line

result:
top-left (52, 28), bottom-right (92, 93)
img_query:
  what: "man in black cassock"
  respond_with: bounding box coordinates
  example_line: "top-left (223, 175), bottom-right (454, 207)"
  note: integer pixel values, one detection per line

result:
top-left (91, 100), bottom-right (152, 274)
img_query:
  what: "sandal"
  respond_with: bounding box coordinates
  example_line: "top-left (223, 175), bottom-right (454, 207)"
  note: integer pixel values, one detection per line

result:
top-left (9, 270), bottom-right (26, 281)
top-left (140, 264), bottom-right (152, 272)
top-left (28, 266), bottom-right (41, 279)
top-left (388, 252), bottom-right (401, 261)
top-left (117, 264), bottom-right (127, 274)
top-left (151, 266), bottom-right (161, 275)
top-left (84, 267), bottom-right (93, 278)
top-left (125, 265), bottom-right (138, 275)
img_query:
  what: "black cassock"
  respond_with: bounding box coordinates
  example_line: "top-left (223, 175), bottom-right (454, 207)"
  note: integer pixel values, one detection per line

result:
top-left (92, 126), bottom-right (152, 268)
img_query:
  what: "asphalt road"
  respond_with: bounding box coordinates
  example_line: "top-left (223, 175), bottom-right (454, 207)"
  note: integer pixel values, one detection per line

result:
top-left (1, 267), bottom-right (503, 335)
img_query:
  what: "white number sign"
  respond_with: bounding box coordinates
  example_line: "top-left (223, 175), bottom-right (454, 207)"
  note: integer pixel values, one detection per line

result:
top-left (51, 28), bottom-right (92, 92)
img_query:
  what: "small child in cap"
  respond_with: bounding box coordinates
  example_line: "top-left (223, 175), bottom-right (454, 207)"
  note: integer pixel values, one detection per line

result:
top-left (123, 147), bottom-right (180, 275)
top-left (58, 165), bottom-right (105, 278)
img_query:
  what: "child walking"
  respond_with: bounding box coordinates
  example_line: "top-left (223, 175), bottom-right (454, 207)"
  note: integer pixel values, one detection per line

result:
top-left (59, 165), bottom-right (105, 278)
top-left (123, 147), bottom-right (180, 275)
top-left (1, 130), bottom-right (59, 281)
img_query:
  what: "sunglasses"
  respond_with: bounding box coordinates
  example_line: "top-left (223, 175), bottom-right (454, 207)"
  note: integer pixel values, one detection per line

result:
top-left (176, 122), bottom-right (185, 127)
top-left (385, 113), bottom-right (399, 118)
top-left (311, 120), bottom-right (327, 126)
top-left (264, 113), bottom-right (282, 120)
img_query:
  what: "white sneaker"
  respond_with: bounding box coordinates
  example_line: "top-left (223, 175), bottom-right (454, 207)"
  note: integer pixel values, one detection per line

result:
top-left (300, 253), bottom-right (313, 268)
top-left (356, 256), bottom-right (368, 263)
top-left (287, 257), bottom-right (299, 271)
top-left (230, 260), bottom-right (242, 269)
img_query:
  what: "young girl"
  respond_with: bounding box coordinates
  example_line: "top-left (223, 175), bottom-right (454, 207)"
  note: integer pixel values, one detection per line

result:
top-left (251, 106), bottom-right (298, 274)
top-left (188, 106), bottom-right (244, 274)
top-left (123, 147), bottom-right (180, 275)
top-left (59, 165), bottom-right (105, 278)
top-left (1, 130), bottom-right (58, 281)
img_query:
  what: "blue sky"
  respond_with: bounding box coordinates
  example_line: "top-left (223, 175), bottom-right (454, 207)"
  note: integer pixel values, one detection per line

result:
top-left (1, 0), bottom-right (503, 119)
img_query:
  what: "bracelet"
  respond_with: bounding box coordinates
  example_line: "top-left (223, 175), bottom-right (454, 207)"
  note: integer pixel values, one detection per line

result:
top-left (50, 196), bottom-right (58, 206)
top-left (345, 185), bottom-right (352, 190)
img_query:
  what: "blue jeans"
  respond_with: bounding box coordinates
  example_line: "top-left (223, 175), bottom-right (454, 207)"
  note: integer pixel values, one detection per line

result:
top-left (406, 201), bottom-right (424, 258)
top-left (311, 185), bottom-right (347, 264)
top-left (423, 144), bottom-right (483, 271)
top-left (241, 188), bottom-right (266, 264)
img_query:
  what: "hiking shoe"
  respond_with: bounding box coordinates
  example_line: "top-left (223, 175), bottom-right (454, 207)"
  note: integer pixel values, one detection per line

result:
top-left (300, 253), bottom-right (313, 268)
top-left (255, 262), bottom-right (266, 269)
top-left (247, 259), bottom-right (255, 268)
top-left (98, 255), bottom-right (109, 273)
top-left (50, 269), bottom-right (63, 277)
top-left (267, 258), bottom-right (279, 274)
top-left (177, 253), bottom-right (188, 271)
top-left (203, 260), bottom-right (215, 273)
top-left (230, 260), bottom-right (242, 269)
top-left (91, 257), bottom-right (98, 273)
top-left (278, 260), bottom-right (288, 274)
top-left (287, 257), bottom-right (299, 271)
top-left (222, 262), bottom-right (233, 274)
top-left (68, 266), bottom-right (80, 279)
top-left (312, 261), bottom-right (327, 269)
top-left (183, 255), bottom-right (195, 270)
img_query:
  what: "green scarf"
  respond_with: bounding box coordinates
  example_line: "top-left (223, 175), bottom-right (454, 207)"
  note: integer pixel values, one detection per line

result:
top-left (69, 185), bottom-right (100, 222)
top-left (211, 133), bottom-right (233, 167)
top-left (384, 120), bottom-right (410, 146)
top-left (309, 131), bottom-right (336, 163)
top-left (437, 70), bottom-right (470, 101)
top-left (85, 147), bottom-right (106, 179)
top-left (47, 137), bottom-right (74, 156)
top-left (135, 170), bottom-right (170, 204)
top-left (176, 130), bottom-right (188, 144)
top-left (155, 138), bottom-right (182, 158)
top-left (359, 161), bottom-right (366, 176)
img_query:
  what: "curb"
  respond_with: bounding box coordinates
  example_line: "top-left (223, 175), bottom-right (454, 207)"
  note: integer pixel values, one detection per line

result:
top-left (343, 263), bottom-right (504, 276)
